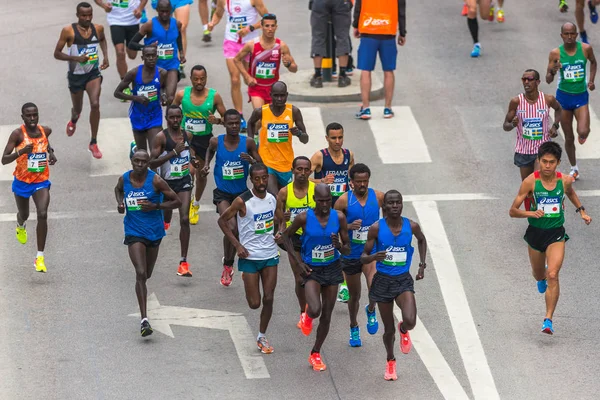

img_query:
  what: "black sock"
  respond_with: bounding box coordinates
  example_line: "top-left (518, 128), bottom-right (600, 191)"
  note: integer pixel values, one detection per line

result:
top-left (467, 17), bottom-right (479, 43)
top-left (314, 67), bottom-right (322, 77)
top-left (399, 323), bottom-right (407, 334)
top-left (387, 358), bottom-right (396, 362)
top-left (339, 67), bottom-right (347, 77)
top-left (71, 116), bottom-right (79, 124)
top-left (90, 138), bottom-right (97, 145)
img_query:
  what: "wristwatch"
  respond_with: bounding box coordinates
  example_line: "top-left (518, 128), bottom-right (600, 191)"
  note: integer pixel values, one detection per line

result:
top-left (576, 206), bottom-right (586, 213)
top-left (249, 25), bottom-right (255, 32)
top-left (552, 122), bottom-right (560, 129)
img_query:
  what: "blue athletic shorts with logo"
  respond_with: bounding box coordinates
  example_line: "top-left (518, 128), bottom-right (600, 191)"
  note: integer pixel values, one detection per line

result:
top-left (12, 178), bottom-right (51, 198)
top-left (556, 89), bottom-right (589, 111)
top-left (151, 0), bottom-right (193, 10)
top-left (238, 256), bottom-right (279, 273)
top-left (267, 167), bottom-right (293, 187)
top-left (357, 37), bottom-right (398, 72)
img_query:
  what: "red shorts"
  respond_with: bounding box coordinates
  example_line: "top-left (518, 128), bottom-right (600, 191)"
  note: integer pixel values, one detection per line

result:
top-left (248, 84), bottom-right (272, 104)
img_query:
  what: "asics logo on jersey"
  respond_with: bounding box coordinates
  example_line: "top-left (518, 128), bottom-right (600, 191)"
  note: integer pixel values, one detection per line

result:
top-left (363, 17), bottom-right (391, 27)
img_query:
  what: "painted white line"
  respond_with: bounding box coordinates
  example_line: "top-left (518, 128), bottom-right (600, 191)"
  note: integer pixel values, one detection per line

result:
top-left (575, 190), bottom-right (600, 197)
top-left (558, 106), bottom-right (600, 159)
top-left (403, 193), bottom-right (497, 202)
top-left (413, 201), bottom-right (499, 400)
top-left (295, 107), bottom-right (328, 159)
top-left (90, 118), bottom-right (136, 177)
top-left (368, 106), bottom-right (431, 164)
top-left (0, 124), bottom-right (18, 181)
top-left (393, 310), bottom-right (469, 400)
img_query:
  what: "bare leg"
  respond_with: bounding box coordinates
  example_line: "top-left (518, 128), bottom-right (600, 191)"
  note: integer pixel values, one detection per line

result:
top-left (174, 4), bottom-right (191, 55)
top-left (258, 265), bottom-right (278, 333)
top-left (561, 111), bottom-right (577, 166)
top-left (226, 58), bottom-right (244, 113)
top-left (85, 77), bottom-right (102, 141)
top-left (574, 104), bottom-right (591, 143)
top-left (166, 70), bottom-right (179, 105)
top-left (31, 188), bottom-right (50, 252)
top-left (360, 70), bottom-right (371, 108)
top-left (383, 71), bottom-right (395, 109)
top-left (193, 158), bottom-right (208, 202)
top-left (115, 43), bottom-right (129, 79)
top-left (178, 190), bottom-right (192, 258)
top-left (544, 241), bottom-right (566, 320)
top-left (377, 300), bottom-right (396, 360)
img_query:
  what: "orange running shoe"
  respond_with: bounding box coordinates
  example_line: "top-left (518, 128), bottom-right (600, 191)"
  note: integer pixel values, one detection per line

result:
top-left (300, 308), bottom-right (313, 336)
top-left (89, 143), bottom-right (103, 159)
top-left (297, 313), bottom-right (305, 329)
top-left (461, 1), bottom-right (468, 16)
top-left (177, 261), bottom-right (192, 277)
top-left (257, 336), bottom-right (274, 354)
top-left (308, 352), bottom-right (326, 371)
top-left (384, 359), bottom-right (398, 381)
top-left (398, 322), bottom-right (412, 354)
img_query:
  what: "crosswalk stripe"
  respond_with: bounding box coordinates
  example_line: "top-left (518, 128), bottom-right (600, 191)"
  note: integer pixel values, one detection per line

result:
top-left (0, 124), bottom-right (17, 181)
top-left (368, 106), bottom-right (432, 164)
top-left (558, 106), bottom-right (600, 159)
top-left (90, 118), bottom-right (135, 177)
top-left (294, 107), bottom-right (328, 159)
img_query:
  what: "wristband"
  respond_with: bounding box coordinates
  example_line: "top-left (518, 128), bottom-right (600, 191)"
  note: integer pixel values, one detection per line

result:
top-left (576, 206), bottom-right (585, 213)
top-left (419, 262), bottom-right (426, 268)
top-left (249, 25), bottom-right (256, 32)
top-left (552, 122), bottom-right (560, 129)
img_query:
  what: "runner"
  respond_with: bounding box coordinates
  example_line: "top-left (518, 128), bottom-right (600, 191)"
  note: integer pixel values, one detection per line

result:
top-left (360, 190), bottom-right (428, 381)
top-left (546, 22), bottom-right (597, 180)
top-left (94, 0), bottom-right (146, 87)
top-left (274, 156), bottom-right (315, 326)
top-left (173, 65), bottom-right (227, 225)
top-left (334, 163), bottom-right (385, 346)
top-left (282, 183), bottom-right (351, 371)
top-left (201, 109), bottom-right (261, 286)
top-left (198, 0), bottom-right (212, 42)
top-left (575, 0), bottom-right (600, 43)
top-left (115, 44), bottom-right (168, 152)
top-left (150, 0), bottom-right (193, 77)
top-left (218, 162), bottom-right (278, 354)
top-left (208, 0), bottom-right (269, 129)
top-left (234, 13), bottom-right (298, 109)
top-left (129, 0), bottom-right (186, 106)
top-left (589, 1), bottom-right (600, 25)
top-left (1, 103), bottom-right (57, 273)
top-left (502, 69), bottom-right (562, 195)
top-left (246, 81), bottom-right (309, 196)
top-left (149, 105), bottom-right (195, 277)
top-left (463, 0), bottom-right (494, 57)
top-left (509, 141), bottom-right (591, 335)
top-left (53, 1), bottom-right (109, 159)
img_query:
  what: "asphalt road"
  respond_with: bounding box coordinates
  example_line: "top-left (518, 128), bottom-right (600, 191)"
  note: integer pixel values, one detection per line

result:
top-left (2, 1), bottom-right (600, 399)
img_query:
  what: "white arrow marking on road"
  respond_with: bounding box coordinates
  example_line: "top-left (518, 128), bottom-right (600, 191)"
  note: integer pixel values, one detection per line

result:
top-left (91, 118), bottom-right (136, 177)
top-left (558, 106), bottom-right (600, 159)
top-left (128, 293), bottom-right (270, 379)
top-left (413, 201), bottom-right (499, 400)
top-left (295, 107), bottom-right (329, 159)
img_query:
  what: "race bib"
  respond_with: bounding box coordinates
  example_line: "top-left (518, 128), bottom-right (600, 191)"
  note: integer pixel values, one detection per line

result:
top-left (289, 207), bottom-right (308, 222)
top-left (256, 62), bottom-right (276, 80)
top-left (563, 64), bottom-right (585, 82)
top-left (27, 152), bottom-right (47, 173)
top-left (125, 193), bottom-right (147, 211)
top-left (329, 182), bottom-right (347, 197)
top-left (184, 117), bottom-right (207, 134)
top-left (222, 164), bottom-right (245, 180)
top-left (138, 85), bottom-right (158, 102)
top-left (522, 118), bottom-right (543, 140)
top-left (112, 0), bottom-right (129, 7)
top-left (266, 123), bottom-right (289, 143)
top-left (157, 43), bottom-right (174, 60)
top-left (383, 251), bottom-right (407, 267)
top-left (229, 16), bottom-right (248, 32)
top-left (170, 155), bottom-right (189, 177)
top-left (537, 196), bottom-right (562, 218)
top-left (80, 45), bottom-right (99, 65)
top-left (351, 226), bottom-right (370, 244)
top-left (311, 245), bottom-right (335, 263)
top-left (254, 210), bottom-right (274, 234)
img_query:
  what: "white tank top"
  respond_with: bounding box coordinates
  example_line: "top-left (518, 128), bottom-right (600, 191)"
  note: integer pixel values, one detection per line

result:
top-left (236, 190), bottom-right (278, 260)
top-left (106, 0), bottom-right (142, 26)
top-left (515, 92), bottom-right (551, 155)
top-left (224, 0), bottom-right (260, 44)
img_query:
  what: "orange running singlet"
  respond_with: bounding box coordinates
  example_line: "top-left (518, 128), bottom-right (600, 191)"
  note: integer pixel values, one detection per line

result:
top-left (14, 125), bottom-right (50, 184)
top-left (258, 103), bottom-right (295, 173)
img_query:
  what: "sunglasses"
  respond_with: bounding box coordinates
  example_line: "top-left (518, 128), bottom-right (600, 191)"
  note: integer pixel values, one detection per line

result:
top-left (521, 77), bottom-right (537, 82)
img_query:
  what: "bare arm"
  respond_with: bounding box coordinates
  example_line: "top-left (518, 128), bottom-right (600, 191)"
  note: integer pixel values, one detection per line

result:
top-left (149, 133), bottom-right (173, 169)
top-left (212, 92), bottom-right (227, 125)
top-left (336, 211), bottom-right (351, 256)
top-left (114, 68), bottom-right (138, 101)
top-left (97, 25), bottom-right (110, 69)
top-left (564, 176), bottom-right (592, 224)
top-left (246, 137), bottom-right (262, 163)
top-left (217, 197), bottom-right (247, 252)
top-left (280, 41), bottom-right (298, 73)
top-left (309, 150), bottom-right (323, 183)
top-left (201, 136), bottom-right (219, 175)
top-left (53, 26), bottom-right (78, 62)
top-left (209, 0), bottom-right (226, 27)
top-left (360, 222), bottom-right (381, 264)
top-left (246, 107), bottom-right (262, 139)
top-left (509, 175), bottom-right (538, 218)
top-left (153, 174), bottom-right (182, 210)
top-left (502, 97), bottom-right (520, 132)
top-left (176, 20), bottom-right (185, 62)
top-left (586, 44), bottom-right (597, 89)
top-left (411, 220), bottom-right (427, 280)
top-left (172, 89), bottom-right (185, 106)
top-left (292, 106), bottom-right (309, 144)
top-left (252, 0), bottom-right (269, 30)
top-left (546, 94), bottom-right (562, 137)
top-left (275, 187), bottom-right (288, 233)
top-left (348, 150), bottom-right (355, 170)
top-left (282, 212), bottom-right (307, 265)
top-left (128, 22), bottom-right (152, 50)
top-left (333, 192), bottom-right (348, 213)
top-left (1, 130), bottom-right (23, 165)
top-left (546, 48), bottom-right (560, 84)
top-left (234, 42), bottom-right (255, 81)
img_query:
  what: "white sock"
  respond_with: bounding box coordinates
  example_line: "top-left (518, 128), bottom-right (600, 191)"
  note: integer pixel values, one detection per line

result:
top-left (141, 318), bottom-right (148, 324)
top-left (193, 200), bottom-right (200, 207)
top-left (257, 332), bottom-right (265, 340)
top-left (17, 222), bottom-right (25, 228)
top-left (571, 164), bottom-right (579, 170)
top-left (36, 251), bottom-right (44, 258)
top-left (203, 24), bottom-right (208, 31)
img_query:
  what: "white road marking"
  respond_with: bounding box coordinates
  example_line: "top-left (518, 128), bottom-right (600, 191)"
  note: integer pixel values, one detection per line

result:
top-left (558, 106), bottom-right (600, 159)
top-left (404, 193), bottom-right (497, 202)
top-left (129, 293), bottom-right (270, 379)
top-left (413, 201), bottom-right (499, 400)
top-left (295, 107), bottom-right (328, 159)
top-left (90, 118), bottom-right (135, 177)
top-left (393, 309), bottom-right (469, 400)
top-left (368, 106), bottom-right (432, 164)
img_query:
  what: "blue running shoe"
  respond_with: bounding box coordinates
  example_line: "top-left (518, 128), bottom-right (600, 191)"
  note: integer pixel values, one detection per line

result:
top-left (383, 108), bottom-right (394, 119)
top-left (537, 279), bottom-right (547, 293)
top-left (471, 43), bottom-right (481, 58)
top-left (151, 0), bottom-right (158, 9)
top-left (240, 117), bottom-right (248, 133)
top-left (581, 30), bottom-right (589, 44)
top-left (590, 1), bottom-right (599, 24)
top-left (141, 8), bottom-right (148, 24)
top-left (541, 318), bottom-right (554, 335)
top-left (365, 305), bottom-right (379, 335)
top-left (349, 326), bottom-right (362, 347)
top-left (355, 107), bottom-right (371, 120)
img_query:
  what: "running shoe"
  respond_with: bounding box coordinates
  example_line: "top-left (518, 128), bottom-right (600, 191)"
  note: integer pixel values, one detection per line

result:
top-left (141, 320), bottom-right (153, 337)
top-left (349, 326), bottom-right (362, 347)
top-left (300, 308), bottom-right (313, 336)
top-left (257, 336), bottom-right (274, 354)
top-left (537, 278), bottom-right (547, 294)
top-left (179, 64), bottom-right (186, 80)
top-left (384, 359), bottom-right (398, 381)
top-left (16, 224), bottom-right (27, 244)
top-left (220, 264), bottom-right (234, 286)
top-left (497, 9), bottom-right (505, 23)
top-left (240, 117), bottom-right (248, 133)
top-left (121, 87), bottom-right (132, 102)
top-left (140, 8), bottom-right (148, 24)
top-left (488, 3), bottom-right (495, 21)
top-left (310, 75), bottom-right (323, 88)
top-left (89, 144), bottom-right (103, 159)
top-left (35, 256), bottom-right (46, 273)
top-left (177, 261), bottom-right (192, 277)
top-left (355, 107), bottom-right (371, 120)
top-left (189, 202), bottom-right (200, 225)
top-left (541, 318), bottom-right (554, 335)
top-left (581, 30), bottom-right (589, 44)
top-left (365, 305), bottom-right (379, 334)
top-left (66, 119), bottom-right (77, 137)
top-left (202, 30), bottom-right (212, 42)
top-left (308, 352), bottom-right (326, 371)
top-left (337, 283), bottom-right (349, 303)
top-left (579, 134), bottom-right (588, 144)
top-left (383, 108), bottom-right (395, 119)
top-left (164, 222), bottom-right (170, 231)
top-left (559, 0), bottom-right (569, 13)
top-left (130, 140), bottom-right (137, 160)
top-left (297, 313), bottom-right (304, 329)
top-left (398, 322), bottom-right (412, 354)
top-left (461, 1), bottom-right (468, 16)
top-left (471, 43), bottom-right (481, 57)
top-left (590, 1), bottom-right (599, 23)
top-left (570, 169), bottom-right (580, 181)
